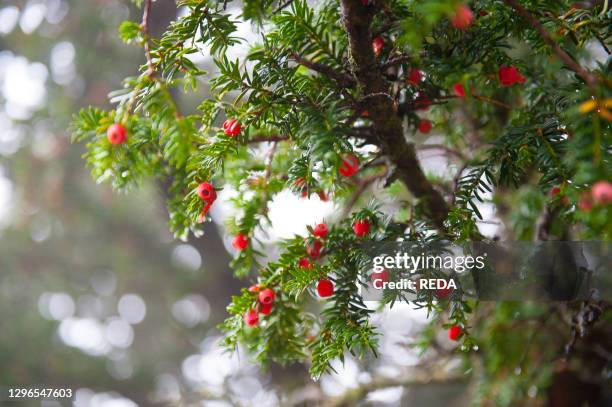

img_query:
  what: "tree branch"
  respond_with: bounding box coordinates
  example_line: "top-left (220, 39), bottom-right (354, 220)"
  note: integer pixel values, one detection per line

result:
top-left (273, 0), bottom-right (295, 15)
top-left (291, 53), bottom-right (356, 87)
top-left (472, 94), bottom-right (512, 110)
top-left (339, 0), bottom-right (449, 230)
top-left (324, 371), bottom-right (465, 407)
top-left (381, 54), bottom-right (411, 70)
top-left (417, 144), bottom-right (467, 161)
top-left (342, 166), bottom-right (390, 216)
top-left (503, 0), bottom-right (597, 87)
top-left (142, 0), bottom-right (155, 77)
top-left (248, 134), bottom-right (290, 144)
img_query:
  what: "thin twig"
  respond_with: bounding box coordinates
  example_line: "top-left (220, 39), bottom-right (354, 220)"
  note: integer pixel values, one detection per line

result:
top-left (503, 0), bottom-right (597, 87)
top-left (417, 144), bottom-right (467, 161)
top-left (343, 167), bottom-right (390, 216)
top-left (371, 21), bottom-right (397, 38)
top-left (381, 54), bottom-right (411, 69)
top-left (142, 0), bottom-right (155, 78)
top-left (595, 34), bottom-right (611, 55)
top-left (273, 0), bottom-right (295, 15)
top-left (248, 135), bottom-right (290, 144)
top-left (451, 162), bottom-right (470, 205)
top-left (359, 92), bottom-right (394, 104)
top-left (257, 142), bottom-right (278, 216)
top-left (324, 370), bottom-right (464, 407)
top-left (291, 53), bottom-right (356, 86)
top-left (472, 94), bottom-right (512, 110)
top-left (263, 142), bottom-right (277, 189)
top-left (534, 204), bottom-right (555, 241)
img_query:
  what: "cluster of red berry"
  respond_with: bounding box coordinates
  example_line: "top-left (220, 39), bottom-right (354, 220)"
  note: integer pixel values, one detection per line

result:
top-left (301, 223), bottom-right (335, 297)
top-left (244, 285), bottom-right (276, 326)
top-left (297, 218), bottom-right (371, 299)
top-left (370, 3), bottom-right (474, 58)
top-left (224, 116), bottom-right (250, 250)
top-left (552, 181), bottom-right (612, 211)
top-left (105, 116), bottom-right (244, 147)
top-left (293, 178), bottom-right (329, 200)
top-left (365, 2), bottom-right (527, 138)
top-left (409, 63), bottom-right (526, 134)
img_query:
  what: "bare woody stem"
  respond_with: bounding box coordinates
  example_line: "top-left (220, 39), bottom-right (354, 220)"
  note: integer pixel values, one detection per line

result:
top-left (291, 53), bottom-right (356, 87)
top-left (248, 134), bottom-right (290, 143)
top-left (339, 0), bottom-right (449, 230)
top-left (142, 0), bottom-right (155, 77)
top-left (343, 166), bottom-right (390, 217)
top-left (503, 0), bottom-right (597, 87)
top-left (380, 54), bottom-right (411, 69)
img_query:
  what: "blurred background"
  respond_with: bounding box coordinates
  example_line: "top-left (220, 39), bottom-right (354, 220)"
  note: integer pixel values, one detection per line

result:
top-left (0, 1), bottom-right (472, 406)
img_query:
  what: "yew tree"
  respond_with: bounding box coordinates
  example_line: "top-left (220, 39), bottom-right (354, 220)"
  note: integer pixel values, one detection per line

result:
top-left (71, 0), bottom-right (611, 401)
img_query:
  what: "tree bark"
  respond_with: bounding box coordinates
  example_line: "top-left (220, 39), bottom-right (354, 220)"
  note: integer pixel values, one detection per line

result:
top-left (339, 0), bottom-right (449, 230)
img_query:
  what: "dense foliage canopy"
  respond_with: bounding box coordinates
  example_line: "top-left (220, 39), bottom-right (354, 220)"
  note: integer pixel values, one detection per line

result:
top-left (72, 0), bottom-right (611, 403)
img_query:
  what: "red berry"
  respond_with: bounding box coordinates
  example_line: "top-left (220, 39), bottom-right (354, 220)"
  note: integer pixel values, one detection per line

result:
top-left (454, 83), bottom-right (466, 98)
top-left (498, 66), bottom-right (526, 87)
top-left (318, 191), bottom-right (329, 202)
top-left (197, 182), bottom-right (217, 202)
top-left (479, 10), bottom-right (489, 17)
top-left (406, 68), bottom-right (423, 86)
top-left (591, 181), bottom-right (612, 205)
top-left (371, 269), bottom-right (389, 289)
top-left (436, 286), bottom-right (453, 299)
top-left (244, 309), bottom-right (259, 326)
top-left (106, 123), bottom-right (127, 145)
top-left (360, 110), bottom-right (369, 117)
top-left (232, 234), bottom-right (249, 250)
top-left (259, 302), bottom-right (272, 315)
top-left (298, 257), bottom-right (312, 269)
top-left (306, 239), bottom-right (323, 259)
top-left (414, 93), bottom-right (432, 111)
top-left (448, 325), bottom-right (461, 341)
top-left (372, 37), bottom-right (385, 56)
top-left (223, 118), bottom-right (241, 137)
top-left (339, 154), bottom-right (359, 177)
top-left (258, 288), bottom-right (275, 305)
top-left (551, 186), bottom-right (569, 206)
top-left (248, 284), bottom-right (260, 293)
top-left (317, 279), bottom-right (334, 297)
top-left (313, 223), bottom-right (328, 239)
top-left (578, 192), bottom-right (594, 212)
top-left (293, 177), bottom-right (306, 187)
top-left (353, 219), bottom-right (370, 237)
top-left (418, 119), bottom-right (433, 134)
top-left (451, 4), bottom-right (473, 30)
